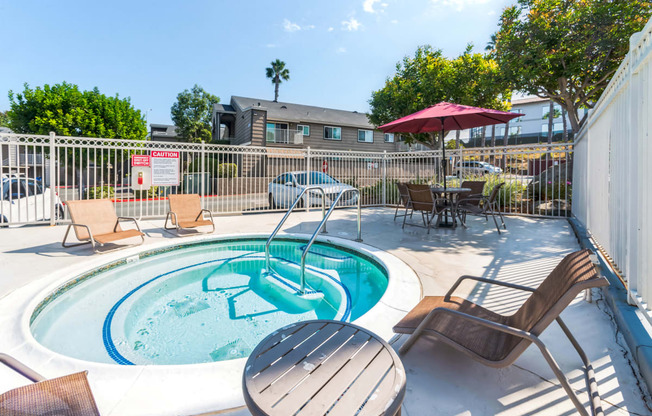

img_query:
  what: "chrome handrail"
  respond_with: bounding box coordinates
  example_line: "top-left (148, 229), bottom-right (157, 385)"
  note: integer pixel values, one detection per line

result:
top-left (299, 189), bottom-right (361, 293)
top-left (265, 186), bottom-right (327, 273)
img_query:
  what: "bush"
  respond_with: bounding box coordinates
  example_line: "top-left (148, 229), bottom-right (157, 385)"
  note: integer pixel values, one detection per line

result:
top-left (85, 186), bottom-right (114, 199)
top-left (217, 163), bottom-right (237, 178)
top-left (133, 186), bottom-right (160, 199)
top-left (483, 174), bottom-right (526, 208)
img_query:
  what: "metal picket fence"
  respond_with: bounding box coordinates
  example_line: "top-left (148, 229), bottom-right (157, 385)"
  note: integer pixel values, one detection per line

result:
top-left (1, 131), bottom-right (573, 226)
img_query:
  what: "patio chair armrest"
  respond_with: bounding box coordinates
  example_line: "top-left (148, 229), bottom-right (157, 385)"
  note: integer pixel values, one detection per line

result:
top-left (0, 353), bottom-right (46, 382)
top-left (116, 216), bottom-right (142, 232)
top-left (445, 275), bottom-right (536, 298)
top-left (68, 223), bottom-right (94, 239)
top-left (195, 209), bottom-right (213, 221)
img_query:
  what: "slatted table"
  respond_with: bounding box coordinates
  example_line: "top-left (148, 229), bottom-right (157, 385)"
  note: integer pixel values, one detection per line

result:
top-left (243, 320), bottom-right (406, 416)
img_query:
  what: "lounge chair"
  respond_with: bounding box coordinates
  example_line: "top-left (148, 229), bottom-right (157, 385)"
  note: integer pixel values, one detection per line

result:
top-left (62, 199), bottom-right (144, 253)
top-left (403, 184), bottom-right (448, 233)
top-left (164, 194), bottom-right (215, 235)
top-left (394, 182), bottom-right (413, 221)
top-left (456, 182), bottom-right (506, 233)
top-left (393, 249), bottom-right (608, 416)
top-left (0, 353), bottom-right (100, 415)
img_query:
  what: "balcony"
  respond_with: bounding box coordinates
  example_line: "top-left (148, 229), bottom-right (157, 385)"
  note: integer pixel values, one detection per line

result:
top-left (266, 128), bottom-right (304, 145)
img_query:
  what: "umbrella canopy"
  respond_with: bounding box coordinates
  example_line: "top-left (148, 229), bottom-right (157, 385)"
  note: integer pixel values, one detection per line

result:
top-left (379, 102), bottom-right (524, 133)
top-left (379, 102), bottom-right (524, 195)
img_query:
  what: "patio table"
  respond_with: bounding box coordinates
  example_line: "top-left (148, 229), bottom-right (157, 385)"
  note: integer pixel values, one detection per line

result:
top-left (243, 320), bottom-right (406, 416)
top-left (431, 186), bottom-right (471, 227)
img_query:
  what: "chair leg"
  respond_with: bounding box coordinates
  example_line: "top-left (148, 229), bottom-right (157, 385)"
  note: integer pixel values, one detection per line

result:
top-left (488, 206), bottom-right (501, 234)
top-left (495, 203), bottom-right (506, 229)
top-left (394, 204), bottom-right (400, 221)
top-left (61, 224), bottom-right (92, 249)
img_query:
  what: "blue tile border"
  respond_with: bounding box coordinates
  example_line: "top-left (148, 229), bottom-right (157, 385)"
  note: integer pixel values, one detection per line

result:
top-left (568, 217), bottom-right (652, 394)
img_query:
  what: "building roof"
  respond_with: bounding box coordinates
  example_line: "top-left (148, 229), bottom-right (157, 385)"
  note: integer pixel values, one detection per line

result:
top-left (214, 103), bottom-right (236, 113)
top-left (230, 96), bottom-right (374, 129)
top-left (149, 124), bottom-right (180, 139)
top-left (511, 96), bottom-right (548, 106)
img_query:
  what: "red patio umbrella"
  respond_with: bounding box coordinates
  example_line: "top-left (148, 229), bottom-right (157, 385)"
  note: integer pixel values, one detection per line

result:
top-left (379, 102), bottom-right (524, 193)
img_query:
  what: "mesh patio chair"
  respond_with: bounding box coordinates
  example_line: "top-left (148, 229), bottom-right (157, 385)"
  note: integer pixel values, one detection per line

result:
top-left (164, 194), bottom-right (215, 235)
top-left (393, 249), bottom-right (608, 416)
top-left (456, 182), bottom-right (506, 233)
top-left (62, 199), bottom-right (144, 253)
top-left (394, 182), bottom-right (413, 221)
top-left (459, 180), bottom-right (486, 199)
top-left (0, 353), bottom-right (100, 416)
top-left (403, 184), bottom-right (448, 234)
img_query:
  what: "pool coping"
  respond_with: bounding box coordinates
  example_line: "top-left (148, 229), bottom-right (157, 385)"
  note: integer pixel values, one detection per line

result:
top-left (0, 232), bottom-right (422, 416)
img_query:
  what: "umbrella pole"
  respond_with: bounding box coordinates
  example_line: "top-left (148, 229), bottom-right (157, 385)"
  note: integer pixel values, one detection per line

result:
top-left (441, 128), bottom-right (446, 193)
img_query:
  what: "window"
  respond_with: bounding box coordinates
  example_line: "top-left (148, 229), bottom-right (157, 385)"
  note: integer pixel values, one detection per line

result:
top-left (266, 123), bottom-right (289, 143)
top-left (324, 126), bottom-right (342, 140)
top-left (511, 108), bottom-right (523, 122)
top-left (295, 172), bottom-right (338, 186)
top-left (554, 122), bottom-right (564, 133)
top-left (496, 126), bottom-right (505, 137)
top-left (297, 125), bottom-right (310, 136)
top-left (384, 133), bottom-right (394, 143)
top-left (358, 129), bottom-right (374, 143)
top-left (542, 104), bottom-right (562, 120)
top-left (509, 126), bottom-right (521, 137)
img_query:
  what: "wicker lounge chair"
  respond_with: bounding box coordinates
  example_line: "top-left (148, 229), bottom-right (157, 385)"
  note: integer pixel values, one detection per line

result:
top-left (456, 182), bottom-right (506, 233)
top-left (164, 194), bottom-right (215, 235)
top-left (394, 182), bottom-right (413, 221)
top-left (393, 249), bottom-right (608, 416)
top-left (403, 184), bottom-right (448, 233)
top-left (0, 353), bottom-right (100, 415)
top-left (62, 199), bottom-right (144, 253)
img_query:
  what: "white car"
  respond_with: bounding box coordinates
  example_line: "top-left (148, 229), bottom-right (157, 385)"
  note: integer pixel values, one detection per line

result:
top-left (268, 171), bottom-right (358, 209)
top-left (454, 161), bottom-right (503, 177)
top-left (0, 175), bottom-right (64, 224)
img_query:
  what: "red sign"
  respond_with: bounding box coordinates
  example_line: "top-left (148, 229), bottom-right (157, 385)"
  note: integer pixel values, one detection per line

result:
top-left (131, 155), bottom-right (150, 167)
top-left (322, 160), bottom-right (328, 173)
top-left (151, 151), bottom-right (179, 158)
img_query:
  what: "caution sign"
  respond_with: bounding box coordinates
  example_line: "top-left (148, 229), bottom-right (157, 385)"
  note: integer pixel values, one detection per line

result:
top-left (151, 151), bottom-right (180, 185)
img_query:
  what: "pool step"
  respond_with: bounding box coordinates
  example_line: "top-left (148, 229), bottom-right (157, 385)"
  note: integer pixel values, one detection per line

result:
top-left (260, 269), bottom-right (325, 301)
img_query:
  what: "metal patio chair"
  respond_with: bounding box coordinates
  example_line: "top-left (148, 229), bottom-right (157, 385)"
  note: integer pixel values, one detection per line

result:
top-left (403, 184), bottom-right (448, 233)
top-left (393, 249), bottom-right (608, 416)
top-left (394, 182), bottom-right (413, 221)
top-left (0, 353), bottom-right (100, 415)
top-left (62, 199), bottom-right (144, 253)
top-left (456, 182), bottom-right (506, 233)
top-left (164, 194), bottom-right (215, 235)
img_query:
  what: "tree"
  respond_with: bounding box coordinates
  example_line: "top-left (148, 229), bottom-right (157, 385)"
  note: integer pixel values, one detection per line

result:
top-left (7, 82), bottom-right (146, 139)
top-left (170, 84), bottom-right (219, 143)
top-left (0, 111), bottom-right (8, 127)
top-left (265, 59), bottom-right (290, 102)
top-left (493, 0), bottom-right (652, 133)
top-left (369, 45), bottom-right (512, 148)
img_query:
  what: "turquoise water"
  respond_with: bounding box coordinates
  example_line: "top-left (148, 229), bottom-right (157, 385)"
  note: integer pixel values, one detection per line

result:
top-left (30, 238), bottom-right (388, 365)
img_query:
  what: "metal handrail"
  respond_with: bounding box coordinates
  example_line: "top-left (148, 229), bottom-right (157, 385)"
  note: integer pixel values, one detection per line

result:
top-left (299, 189), bottom-right (361, 293)
top-left (265, 186), bottom-right (328, 273)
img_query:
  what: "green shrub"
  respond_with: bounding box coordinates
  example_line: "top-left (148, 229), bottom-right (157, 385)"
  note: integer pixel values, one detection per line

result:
top-left (133, 186), bottom-right (160, 199)
top-left (482, 174), bottom-right (526, 207)
top-left (217, 163), bottom-right (237, 178)
top-left (85, 186), bottom-right (114, 199)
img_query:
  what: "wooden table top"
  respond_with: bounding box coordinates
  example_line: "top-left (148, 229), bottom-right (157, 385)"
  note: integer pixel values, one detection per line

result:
top-left (243, 320), bottom-right (406, 416)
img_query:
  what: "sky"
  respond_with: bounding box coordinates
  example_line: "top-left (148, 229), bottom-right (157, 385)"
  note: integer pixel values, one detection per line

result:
top-left (0, 0), bottom-right (514, 126)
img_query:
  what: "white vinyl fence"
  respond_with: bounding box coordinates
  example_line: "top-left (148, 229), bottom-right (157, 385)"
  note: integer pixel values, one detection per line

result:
top-left (1, 132), bottom-right (572, 227)
top-left (573, 17), bottom-right (652, 322)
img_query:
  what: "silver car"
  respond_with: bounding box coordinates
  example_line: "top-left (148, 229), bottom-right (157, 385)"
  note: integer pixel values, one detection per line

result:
top-left (454, 161), bottom-right (503, 177)
top-left (268, 171), bottom-right (358, 209)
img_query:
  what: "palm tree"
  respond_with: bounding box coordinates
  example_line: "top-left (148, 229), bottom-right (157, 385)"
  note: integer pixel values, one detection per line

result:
top-left (265, 59), bottom-right (290, 102)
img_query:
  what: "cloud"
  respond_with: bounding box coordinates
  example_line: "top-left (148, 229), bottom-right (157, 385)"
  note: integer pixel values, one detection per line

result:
top-left (328, 27), bottom-right (334, 32)
top-left (363, 0), bottom-right (380, 13)
top-left (430, 0), bottom-right (490, 12)
top-left (266, 43), bottom-right (278, 48)
top-left (342, 17), bottom-right (362, 31)
top-left (283, 19), bottom-right (301, 32)
top-left (336, 47), bottom-right (347, 54)
top-left (390, 19), bottom-right (399, 24)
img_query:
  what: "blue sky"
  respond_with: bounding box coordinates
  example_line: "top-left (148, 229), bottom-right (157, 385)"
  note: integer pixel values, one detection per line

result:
top-left (0, 0), bottom-right (513, 125)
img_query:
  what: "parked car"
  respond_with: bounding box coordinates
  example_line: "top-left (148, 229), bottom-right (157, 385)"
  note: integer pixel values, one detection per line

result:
top-left (268, 171), bottom-right (358, 209)
top-left (0, 174), bottom-right (64, 224)
top-left (454, 161), bottom-right (503, 177)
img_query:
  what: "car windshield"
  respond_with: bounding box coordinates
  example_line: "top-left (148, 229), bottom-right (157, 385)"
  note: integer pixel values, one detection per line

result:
top-left (294, 172), bottom-right (339, 186)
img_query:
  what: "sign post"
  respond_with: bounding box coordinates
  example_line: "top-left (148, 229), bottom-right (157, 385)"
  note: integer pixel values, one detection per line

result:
top-left (131, 155), bottom-right (152, 220)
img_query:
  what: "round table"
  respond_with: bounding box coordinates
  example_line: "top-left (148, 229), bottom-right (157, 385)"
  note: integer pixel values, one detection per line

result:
top-left (431, 187), bottom-right (472, 227)
top-left (243, 320), bottom-right (406, 416)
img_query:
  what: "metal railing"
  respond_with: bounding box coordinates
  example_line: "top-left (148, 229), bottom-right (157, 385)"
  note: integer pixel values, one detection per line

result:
top-left (264, 185), bottom-right (328, 275)
top-left (572, 15), bottom-right (652, 323)
top-left (299, 189), bottom-right (361, 293)
top-left (0, 132), bottom-right (574, 226)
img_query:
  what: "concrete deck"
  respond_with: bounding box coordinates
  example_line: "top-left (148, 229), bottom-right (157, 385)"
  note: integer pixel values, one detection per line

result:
top-left (1, 208), bottom-right (651, 415)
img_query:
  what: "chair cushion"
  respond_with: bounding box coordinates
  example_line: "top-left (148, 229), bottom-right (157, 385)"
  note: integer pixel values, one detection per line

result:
top-left (178, 219), bottom-right (214, 229)
top-left (93, 229), bottom-right (143, 244)
top-left (393, 296), bottom-right (520, 362)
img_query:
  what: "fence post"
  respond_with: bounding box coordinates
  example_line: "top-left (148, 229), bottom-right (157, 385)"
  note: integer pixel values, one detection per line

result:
top-left (49, 132), bottom-right (56, 226)
top-left (382, 150), bottom-right (387, 206)
top-left (306, 146), bottom-right (311, 213)
top-left (200, 140), bottom-right (206, 199)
